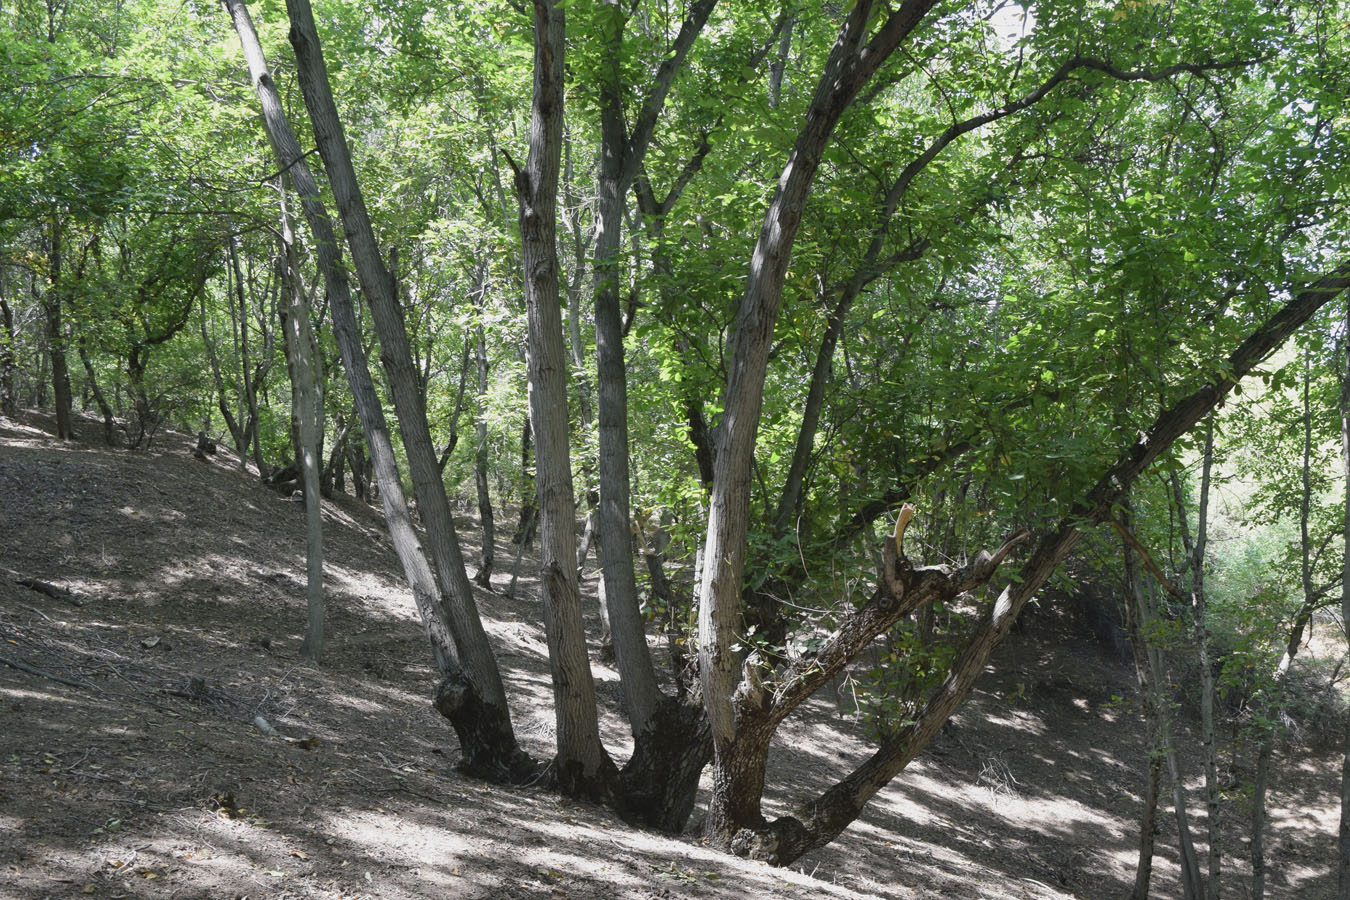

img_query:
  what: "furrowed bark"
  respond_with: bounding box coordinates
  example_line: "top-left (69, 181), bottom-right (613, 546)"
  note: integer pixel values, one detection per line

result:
top-left (284, 0), bottom-right (520, 747)
top-left (225, 0), bottom-right (531, 780)
top-left (278, 187), bottom-right (326, 663)
top-left (591, 0), bottom-right (719, 756)
top-left (516, 0), bottom-right (616, 800)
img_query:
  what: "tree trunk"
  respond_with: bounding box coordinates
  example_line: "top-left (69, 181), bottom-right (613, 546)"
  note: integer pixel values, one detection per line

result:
top-left (0, 276), bottom-right (18, 418)
top-left (1252, 354), bottom-right (1324, 900)
top-left (278, 188), bottom-right (326, 663)
top-left (229, 238), bottom-right (267, 474)
top-left (45, 218), bottom-right (74, 440)
top-left (1338, 298), bottom-right (1350, 900)
top-left (225, 0), bottom-right (531, 780)
top-left (721, 257), bottom-right (1350, 863)
top-left (515, 0), bottom-right (615, 800)
top-left (1121, 502), bottom-right (1163, 900)
top-left (472, 294), bottom-right (495, 589)
top-left (76, 341), bottom-right (117, 446)
top-left (285, 0), bottom-right (524, 765)
top-left (699, 0), bottom-right (942, 845)
top-left (1171, 422), bottom-right (1220, 900)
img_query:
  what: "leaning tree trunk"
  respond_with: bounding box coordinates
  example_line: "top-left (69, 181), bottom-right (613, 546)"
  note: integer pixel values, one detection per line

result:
top-left (76, 340), bottom-right (117, 446)
top-left (278, 188), bottom-right (326, 663)
top-left (284, 0), bottom-right (526, 768)
top-left (721, 256), bottom-right (1350, 864)
top-left (225, 0), bottom-right (531, 780)
top-left (515, 0), bottom-right (615, 801)
top-left (698, 0), bottom-right (942, 846)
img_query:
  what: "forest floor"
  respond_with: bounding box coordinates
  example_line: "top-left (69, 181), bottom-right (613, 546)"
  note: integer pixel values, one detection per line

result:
top-left (0, 410), bottom-right (1342, 900)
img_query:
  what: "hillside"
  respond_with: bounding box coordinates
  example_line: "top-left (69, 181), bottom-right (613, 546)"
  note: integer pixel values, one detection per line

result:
top-left (0, 412), bottom-right (1340, 899)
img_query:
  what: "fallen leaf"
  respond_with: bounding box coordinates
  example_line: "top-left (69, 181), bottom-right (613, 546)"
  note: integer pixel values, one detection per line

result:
top-left (290, 849), bottom-right (309, 860)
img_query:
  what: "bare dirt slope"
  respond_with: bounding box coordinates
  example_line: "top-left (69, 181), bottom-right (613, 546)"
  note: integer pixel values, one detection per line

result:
top-left (0, 412), bottom-right (1340, 899)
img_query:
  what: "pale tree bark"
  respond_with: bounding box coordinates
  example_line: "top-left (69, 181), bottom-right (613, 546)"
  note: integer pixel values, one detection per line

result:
top-left (698, 0), bottom-right (944, 845)
top-left (278, 186), bottom-right (326, 663)
top-left (284, 0), bottom-right (523, 764)
top-left (224, 0), bottom-right (531, 779)
top-left (1171, 422), bottom-right (1221, 900)
top-left (515, 0), bottom-right (616, 800)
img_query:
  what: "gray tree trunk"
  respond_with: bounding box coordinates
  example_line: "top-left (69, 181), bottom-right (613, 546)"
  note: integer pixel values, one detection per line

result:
top-left (1171, 422), bottom-right (1221, 900)
top-left (44, 218), bottom-right (74, 441)
top-left (1338, 301), bottom-right (1350, 899)
top-left (516, 0), bottom-right (615, 800)
top-left (698, 0), bottom-right (942, 845)
top-left (278, 188), bottom-right (327, 663)
top-left (284, 0), bottom-right (520, 745)
top-left (472, 284), bottom-right (495, 589)
top-left (225, 0), bottom-right (531, 780)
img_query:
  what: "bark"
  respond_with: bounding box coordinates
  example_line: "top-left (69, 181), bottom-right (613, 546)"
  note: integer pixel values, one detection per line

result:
top-left (720, 257), bottom-right (1350, 862)
top-left (76, 340), bottom-right (117, 446)
top-left (45, 219), bottom-right (74, 440)
top-left (515, 0), bottom-right (615, 800)
top-left (590, 0), bottom-right (717, 743)
top-left (285, 0), bottom-right (521, 758)
top-left (472, 292), bottom-right (495, 589)
top-left (1, 282), bottom-right (18, 418)
top-left (1339, 298), bottom-right (1350, 900)
top-left (278, 188), bottom-right (326, 663)
top-left (699, 0), bottom-right (944, 844)
top-left (767, 7), bottom-right (793, 108)
top-left (1129, 515), bottom-right (1202, 900)
top-left (1171, 423), bottom-right (1220, 900)
top-left (225, 0), bottom-right (531, 780)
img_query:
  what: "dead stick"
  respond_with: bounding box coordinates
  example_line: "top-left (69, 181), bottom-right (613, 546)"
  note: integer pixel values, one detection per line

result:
top-left (1109, 520), bottom-right (1189, 603)
top-left (0, 655), bottom-right (92, 690)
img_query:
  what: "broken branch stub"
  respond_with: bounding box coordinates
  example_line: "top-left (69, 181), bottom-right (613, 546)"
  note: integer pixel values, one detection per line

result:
top-left (881, 503), bottom-right (916, 600)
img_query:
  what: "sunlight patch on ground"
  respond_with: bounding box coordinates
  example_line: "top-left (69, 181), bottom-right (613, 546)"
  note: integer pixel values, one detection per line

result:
top-left (0, 686), bottom-right (78, 704)
top-left (980, 707), bottom-right (1048, 735)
